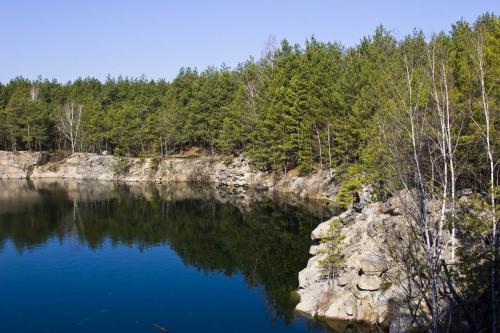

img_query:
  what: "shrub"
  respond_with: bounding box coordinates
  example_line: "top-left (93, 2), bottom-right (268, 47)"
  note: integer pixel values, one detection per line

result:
top-left (150, 156), bottom-right (160, 171)
top-left (318, 218), bottom-right (345, 282)
top-left (112, 157), bottom-right (130, 175)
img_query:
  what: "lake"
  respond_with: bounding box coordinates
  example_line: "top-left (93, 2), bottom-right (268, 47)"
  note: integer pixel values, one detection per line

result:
top-left (0, 179), bottom-right (336, 333)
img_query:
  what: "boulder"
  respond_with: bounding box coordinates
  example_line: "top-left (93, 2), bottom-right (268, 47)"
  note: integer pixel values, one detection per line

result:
top-left (298, 256), bottom-right (322, 288)
top-left (353, 186), bottom-right (373, 212)
top-left (382, 201), bottom-right (393, 214)
top-left (357, 275), bottom-right (382, 291)
top-left (383, 193), bottom-right (406, 215)
top-left (311, 218), bottom-right (335, 240)
top-left (353, 202), bottom-right (364, 213)
top-left (337, 270), bottom-right (357, 287)
top-left (385, 230), bottom-right (403, 251)
top-left (359, 255), bottom-right (388, 275)
top-left (309, 243), bottom-right (326, 255)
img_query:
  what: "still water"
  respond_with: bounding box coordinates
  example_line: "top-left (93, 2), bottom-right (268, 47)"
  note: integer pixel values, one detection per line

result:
top-left (0, 179), bottom-right (334, 333)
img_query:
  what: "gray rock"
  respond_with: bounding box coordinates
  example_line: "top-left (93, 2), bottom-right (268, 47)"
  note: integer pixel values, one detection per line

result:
top-left (352, 203), bottom-right (363, 213)
top-left (352, 186), bottom-right (373, 213)
top-left (342, 213), bottom-right (356, 225)
top-left (357, 275), bottom-right (381, 291)
top-left (367, 221), bottom-right (377, 238)
top-left (233, 179), bottom-right (247, 187)
top-left (383, 201), bottom-right (394, 214)
top-left (358, 186), bottom-right (373, 206)
top-left (384, 223), bottom-right (406, 251)
top-left (0, 151), bottom-right (44, 179)
top-left (337, 271), bottom-right (356, 287)
top-left (367, 215), bottom-right (386, 238)
top-left (345, 299), bottom-right (355, 316)
top-left (311, 218), bottom-right (335, 240)
top-left (457, 188), bottom-right (473, 197)
top-left (359, 255), bottom-right (388, 275)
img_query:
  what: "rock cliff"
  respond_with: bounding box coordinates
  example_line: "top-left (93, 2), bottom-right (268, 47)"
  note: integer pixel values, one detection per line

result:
top-left (0, 151), bottom-right (338, 200)
top-left (0, 151), bottom-right (44, 179)
top-left (295, 194), bottom-right (413, 332)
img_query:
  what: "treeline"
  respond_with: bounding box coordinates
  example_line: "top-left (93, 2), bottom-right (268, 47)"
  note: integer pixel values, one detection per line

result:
top-left (0, 14), bottom-right (497, 180)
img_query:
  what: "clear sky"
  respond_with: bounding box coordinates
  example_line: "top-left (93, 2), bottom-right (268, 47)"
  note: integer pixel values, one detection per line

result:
top-left (1, 0), bottom-right (498, 83)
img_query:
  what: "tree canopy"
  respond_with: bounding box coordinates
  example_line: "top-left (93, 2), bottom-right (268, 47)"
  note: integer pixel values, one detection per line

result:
top-left (0, 14), bottom-right (497, 185)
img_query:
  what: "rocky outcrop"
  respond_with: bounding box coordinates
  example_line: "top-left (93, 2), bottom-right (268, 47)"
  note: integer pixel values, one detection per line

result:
top-left (0, 151), bottom-right (44, 179)
top-left (295, 198), bottom-right (407, 330)
top-left (0, 151), bottom-right (338, 200)
top-left (32, 153), bottom-right (117, 180)
top-left (154, 154), bottom-right (271, 189)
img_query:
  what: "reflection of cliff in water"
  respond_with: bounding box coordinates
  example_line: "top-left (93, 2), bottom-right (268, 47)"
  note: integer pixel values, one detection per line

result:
top-left (0, 179), bottom-right (331, 323)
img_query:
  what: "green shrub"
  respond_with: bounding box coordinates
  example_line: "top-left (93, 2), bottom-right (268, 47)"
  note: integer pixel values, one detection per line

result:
top-left (150, 156), bottom-right (160, 171)
top-left (112, 157), bottom-right (130, 175)
top-left (318, 218), bottom-right (345, 281)
top-left (113, 147), bottom-right (124, 157)
top-left (335, 176), bottom-right (362, 209)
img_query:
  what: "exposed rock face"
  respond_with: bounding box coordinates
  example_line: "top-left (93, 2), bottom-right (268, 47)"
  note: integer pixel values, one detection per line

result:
top-left (357, 274), bottom-right (382, 291)
top-left (32, 153), bottom-right (116, 180)
top-left (0, 151), bottom-right (338, 200)
top-left (154, 154), bottom-right (272, 190)
top-left (295, 199), bottom-right (407, 330)
top-left (297, 189), bottom-right (466, 332)
top-left (0, 151), bottom-right (44, 179)
top-left (359, 255), bottom-right (388, 275)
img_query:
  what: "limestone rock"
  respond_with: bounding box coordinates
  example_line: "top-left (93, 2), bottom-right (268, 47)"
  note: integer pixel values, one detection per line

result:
top-left (345, 299), bottom-right (355, 316)
top-left (311, 218), bottom-right (335, 240)
top-left (357, 275), bottom-right (382, 291)
top-left (309, 243), bottom-right (326, 255)
top-left (359, 255), bottom-right (388, 275)
top-left (295, 281), bottom-right (330, 317)
top-left (1, 151), bottom-right (339, 200)
top-left (337, 270), bottom-right (357, 287)
top-left (296, 199), bottom-right (411, 329)
top-left (367, 215), bottom-right (386, 238)
top-left (298, 255), bottom-right (323, 288)
top-left (0, 151), bottom-right (43, 179)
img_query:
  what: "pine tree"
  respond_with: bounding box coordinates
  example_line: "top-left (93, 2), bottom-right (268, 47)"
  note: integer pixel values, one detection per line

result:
top-left (318, 218), bottom-right (345, 283)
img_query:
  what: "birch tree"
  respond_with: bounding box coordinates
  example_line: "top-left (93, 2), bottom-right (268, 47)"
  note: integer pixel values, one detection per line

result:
top-left (473, 31), bottom-right (498, 333)
top-left (380, 37), bottom-right (448, 331)
top-left (428, 40), bottom-right (459, 264)
top-left (58, 102), bottom-right (83, 154)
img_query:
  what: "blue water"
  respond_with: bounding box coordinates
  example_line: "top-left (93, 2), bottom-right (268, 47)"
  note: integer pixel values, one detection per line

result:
top-left (0, 180), bottom-right (332, 333)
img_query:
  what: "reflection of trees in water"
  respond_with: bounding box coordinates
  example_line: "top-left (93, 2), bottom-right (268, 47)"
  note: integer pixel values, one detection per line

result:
top-left (65, 200), bottom-right (85, 245)
top-left (0, 180), bottom-right (328, 322)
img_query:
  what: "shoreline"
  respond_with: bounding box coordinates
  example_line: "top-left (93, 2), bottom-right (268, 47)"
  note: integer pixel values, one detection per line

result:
top-left (0, 151), bottom-right (339, 201)
top-left (2, 150), bottom-right (392, 331)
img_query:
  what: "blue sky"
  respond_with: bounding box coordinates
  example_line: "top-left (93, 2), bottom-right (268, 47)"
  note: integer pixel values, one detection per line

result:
top-left (1, 0), bottom-right (498, 83)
